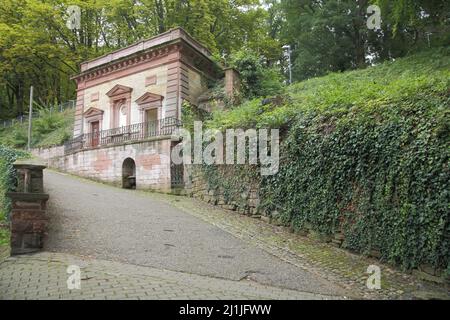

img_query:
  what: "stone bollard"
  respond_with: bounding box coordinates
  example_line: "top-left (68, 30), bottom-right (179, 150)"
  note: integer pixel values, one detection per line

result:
top-left (7, 161), bottom-right (49, 255)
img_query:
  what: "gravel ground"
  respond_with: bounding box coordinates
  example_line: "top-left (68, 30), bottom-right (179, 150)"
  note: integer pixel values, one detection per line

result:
top-left (44, 170), bottom-right (349, 298)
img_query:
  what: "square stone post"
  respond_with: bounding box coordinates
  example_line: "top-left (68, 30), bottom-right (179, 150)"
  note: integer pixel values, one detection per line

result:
top-left (7, 162), bottom-right (49, 255)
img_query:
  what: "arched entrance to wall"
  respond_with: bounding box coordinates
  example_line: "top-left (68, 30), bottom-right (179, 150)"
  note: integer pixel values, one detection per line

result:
top-left (122, 158), bottom-right (136, 189)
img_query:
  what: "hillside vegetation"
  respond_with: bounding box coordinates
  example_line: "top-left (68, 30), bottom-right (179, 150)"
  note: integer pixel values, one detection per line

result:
top-left (201, 47), bottom-right (450, 272)
top-left (0, 146), bottom-right (30, 218)
top-left (0, 146), bottom-right (29, 247)
top-left (0, 108), bottom-right (71, 243)
top-left (208, 47), bottom-right (450, 130)
top-left (0, 108), bottom-right (74, 149)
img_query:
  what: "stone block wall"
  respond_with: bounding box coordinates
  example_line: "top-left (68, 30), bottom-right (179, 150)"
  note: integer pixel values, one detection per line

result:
top-left (31, 146), bottom-right (65, 165)
top-left (8, 162), bottom-right (49, 255)
top-left (184, 165), bottom-right (261, 216)
top-left (34, 138), bottom-right (173, 192)
top-left (9, 193), bottom-right (49, 255)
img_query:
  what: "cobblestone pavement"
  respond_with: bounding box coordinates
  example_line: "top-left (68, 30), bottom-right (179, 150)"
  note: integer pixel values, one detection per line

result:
top-left (40, 170), bottom-right (349, 298)
top-left (2, 170), bottom-right (447, 300)
top-left (0, 252), bottom-right (341, 300)
top-left (148, 190), bottom-right (450, 300)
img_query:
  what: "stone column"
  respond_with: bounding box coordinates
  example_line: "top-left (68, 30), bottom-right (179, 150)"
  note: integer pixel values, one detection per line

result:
top-left (8, 193), bottom-right (49, 255)
top-left (224, 68), bottom-right (241, 104)
top-left (7, 162), bottom-right (49, 255)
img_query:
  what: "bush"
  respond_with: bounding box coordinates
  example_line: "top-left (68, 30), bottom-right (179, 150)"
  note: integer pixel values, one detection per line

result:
top-left (0, 145), bottom-right (30, 221)
top-left (0, 108), bottom-right (74, 148)
top-left (260, 95), bottom-right (449, 271)
top-left (229, 49), bottom-right (284, 99)
top-left (0, 125), bottom-right (28, 148)
top-left (0, 158), bottom-right (8, 221)
top-left (200, 47), bottom-right (450, 271)
top-left (33, 109), bottom-right (65, 135)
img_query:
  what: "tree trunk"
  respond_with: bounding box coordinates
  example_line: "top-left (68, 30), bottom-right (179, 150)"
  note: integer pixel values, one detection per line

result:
top-left (155, 0), bottom-right (166, 33)
top-left (15, 79), bottom-right (25, 116)
top-left (353, 0), bottom-right (368, 68)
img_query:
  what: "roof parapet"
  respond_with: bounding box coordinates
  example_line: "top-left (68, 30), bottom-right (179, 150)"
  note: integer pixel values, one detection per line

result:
top-left (79, 28), bottom-right (212, 73)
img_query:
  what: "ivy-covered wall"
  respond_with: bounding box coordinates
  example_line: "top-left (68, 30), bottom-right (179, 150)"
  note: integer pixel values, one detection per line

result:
top-left (260, 96), bottom-right (449, 272)
top-left (190, 48), bottom-right (450, 274)
top-left (185, 164), bottom-right (261, 215)
top-left (193, 97), bottom-right (449, 274)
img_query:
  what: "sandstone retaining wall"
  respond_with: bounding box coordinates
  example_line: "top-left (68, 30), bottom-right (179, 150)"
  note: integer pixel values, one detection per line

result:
top-left (184, 165), bottom-right (261, 216)
top-left (31, 146), bottom-right (65, 164)
top-left (32, 138), bottom-right (173, 192)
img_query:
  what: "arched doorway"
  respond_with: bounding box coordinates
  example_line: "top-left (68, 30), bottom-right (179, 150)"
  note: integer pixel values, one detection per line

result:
top-left (122, 158), bottom-right (136, 189)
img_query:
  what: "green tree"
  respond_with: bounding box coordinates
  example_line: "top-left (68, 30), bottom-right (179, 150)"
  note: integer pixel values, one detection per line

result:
top-left (0, 0), bottom-right (279, 118)
top-left (229, 49), bottom-right (284, 99)
top-left (281, 0), bottom-right (374, 81)
top-left (280, 0), bottom-right (450, 82)
top-left (375, 0), bottom-right (450, 50)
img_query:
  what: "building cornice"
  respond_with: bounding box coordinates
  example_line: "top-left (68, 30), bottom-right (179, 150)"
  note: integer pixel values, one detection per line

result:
top-left (72, 28), bottom-right (220, 84)
top-left (81, 28), bottom-right (211, 71)
top-left (72, 42), bottom-right (182, 83)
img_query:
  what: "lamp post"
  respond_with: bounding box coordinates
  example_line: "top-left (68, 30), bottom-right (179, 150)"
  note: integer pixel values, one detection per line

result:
top-left (27, 86), bottom-right (33, 151)
top-left (282, 45), bottom-right (292, 85)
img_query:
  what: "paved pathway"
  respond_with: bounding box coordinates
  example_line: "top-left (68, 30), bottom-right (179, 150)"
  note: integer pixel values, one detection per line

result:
top-left (0, 170), bottom-right (349, 300)
top-left (0, 252), bottom-right (339, 300)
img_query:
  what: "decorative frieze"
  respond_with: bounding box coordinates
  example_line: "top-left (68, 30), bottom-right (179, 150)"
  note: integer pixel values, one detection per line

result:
top-left (73, 43), bottom-right (182, 84)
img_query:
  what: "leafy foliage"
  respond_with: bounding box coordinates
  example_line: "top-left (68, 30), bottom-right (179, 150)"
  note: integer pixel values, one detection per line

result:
top-left (0, 145), bottom-right (30, 221)
top-left (0, 158), bottom-right (8, 221)
top-left (181, 101), bottom-right (211, 133)
top-left (1, 1), bottom-right (448, 118)
top-left (261, 96), bottom-right (449, 270)
top-left (280, 0), bottom-right (450, 81)
top-left (0, 0), bottom-right (280, 118)
top-left (202, 164), bottom-right (260, 212)
top-left (0, 109), bottom-right (74, 148)
top-left (374, 0), bottom-right (450, 38)
top-left (208, 47), bottom-right (450, 129)
top-left (229, 49), bottom-right (284, 99)
top-left (201, 47), bottom-right (450, 271)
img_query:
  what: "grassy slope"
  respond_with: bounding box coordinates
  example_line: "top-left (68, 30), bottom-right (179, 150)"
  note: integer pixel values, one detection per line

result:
top-left (207, 47), bottom-right (450, 130)
top-left (202, 47), bottom-right (450, 270)
top-left (0, 108), bottom-right (74, 149)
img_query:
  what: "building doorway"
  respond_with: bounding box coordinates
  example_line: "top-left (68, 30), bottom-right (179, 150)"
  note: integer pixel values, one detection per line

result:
top-left (91, 121), bottom-right (100, 147)
top-left (170, 142), bottom-right (184, 188)
top-left (146, 108), bottom-right (158, 137)
top-left (122, 158), bottom-right (136, 189)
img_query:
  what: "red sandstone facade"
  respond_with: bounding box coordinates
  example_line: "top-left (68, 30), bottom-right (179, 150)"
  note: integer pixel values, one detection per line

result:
top-left (63, 28), bottom-right (224, 191)
top-left (72, 28), bottom-right (220, 138)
